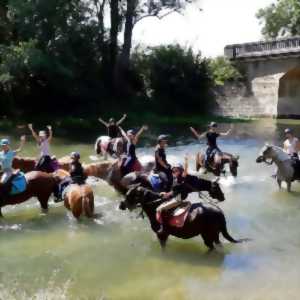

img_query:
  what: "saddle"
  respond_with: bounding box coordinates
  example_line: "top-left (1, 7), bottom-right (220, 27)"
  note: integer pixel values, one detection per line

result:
top-left (0, 171), bottom-right (27, 197)
top-left (156, 202), bottom-right (192, 228)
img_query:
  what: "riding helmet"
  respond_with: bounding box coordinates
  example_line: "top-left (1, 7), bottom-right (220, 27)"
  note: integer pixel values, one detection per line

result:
top-left (70, 151), bottom-right (80, 160)
top-left (0, 138), bottom-right (9, 146)
top-left (209, 122), bottom-right (218, 128)
top-left (284, 128), bottom-right (293, 134)
top-left (172, 163), bottom-right (184, 171)
top-left (157, 134), bottom-right (169, 142)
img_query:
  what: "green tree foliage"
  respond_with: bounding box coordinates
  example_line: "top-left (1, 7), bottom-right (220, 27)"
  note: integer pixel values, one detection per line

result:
top-left (133, 45), bottom-right (214, 114)
top-left (257, 0), bottom-right (300, 38)
top-left (208, 57), bottom-right (242, 86)
top-left (0, 0), bottom-right (216, 118)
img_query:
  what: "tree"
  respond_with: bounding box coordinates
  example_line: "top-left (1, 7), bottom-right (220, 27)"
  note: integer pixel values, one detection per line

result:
top-left (257, 0), bottom-right (300, 38)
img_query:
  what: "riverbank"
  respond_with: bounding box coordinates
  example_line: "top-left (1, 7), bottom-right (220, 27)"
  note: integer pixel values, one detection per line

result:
top-left (0, 113), bottom-right (253, 138)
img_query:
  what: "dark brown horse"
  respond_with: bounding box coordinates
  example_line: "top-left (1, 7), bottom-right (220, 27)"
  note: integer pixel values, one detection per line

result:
top-left (0, 171), bottom-right (59, 217)
top-left (196, 152), bottom-right (239, 177)
top-left (120, 186), bottom-right (246, 250)
top-left (63, 184), bottom-right (94, 219)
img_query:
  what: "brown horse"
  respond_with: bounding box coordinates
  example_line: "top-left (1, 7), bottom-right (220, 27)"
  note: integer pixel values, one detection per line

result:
top-left (12, 156), bottom-right (70, 173)
top-left (0, 171), bottom-right (59, 217)
top-left (196, 152), bottom-right (239, 177)
top-left (63, 184), bottom-right (94, 219)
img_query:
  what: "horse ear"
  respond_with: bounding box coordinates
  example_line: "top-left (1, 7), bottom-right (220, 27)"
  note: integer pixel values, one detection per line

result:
top-left (214, 177), bottom-right (220, 184)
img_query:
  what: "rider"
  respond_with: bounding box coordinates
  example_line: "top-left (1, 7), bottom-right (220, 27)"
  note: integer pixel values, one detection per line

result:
top-left (190, 122), bottom-right (232, 171)
top-left (0, 136), bottom-right (26, 199)
top-left (98, 114), bottom-right (127, 139)
top-left (119, 125), bottom-right (148, 176)
top-left (54, 152), bottom-right (87, 202)
top-left (28, 124), bottom-right (53, 172)
top-left (154, 135), bottom-right (173, 191)
top-left (283, 128), bottom-right (300, 159)
top-left (156, 157), bottom-right (188, 234)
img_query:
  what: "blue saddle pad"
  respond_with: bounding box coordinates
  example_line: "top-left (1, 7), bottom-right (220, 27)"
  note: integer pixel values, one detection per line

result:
top-left (10, 172), bottom-right (27, 195)
top-left (149, 174), bottom-right (162, 192)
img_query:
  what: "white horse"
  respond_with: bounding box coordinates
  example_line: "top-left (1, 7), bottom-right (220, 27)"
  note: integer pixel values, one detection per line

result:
top-left (256, 144), bottom-right (299, 192)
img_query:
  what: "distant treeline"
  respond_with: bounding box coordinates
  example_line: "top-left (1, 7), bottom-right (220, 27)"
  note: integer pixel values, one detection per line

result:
top-left (0, 1), bottom-right (242, 119)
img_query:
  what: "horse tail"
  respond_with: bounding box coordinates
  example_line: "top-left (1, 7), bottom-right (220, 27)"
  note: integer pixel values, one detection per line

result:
top-left (220, 214), bottom-right (250, 244)
top-left (81, 187), bottom-right (94, 218)
top-left (95, 137), bottom-right (102, 155)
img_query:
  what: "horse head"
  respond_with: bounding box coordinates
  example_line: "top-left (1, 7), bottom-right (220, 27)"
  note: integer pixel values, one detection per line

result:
top-left (119, 184), bottom-right (143, 211)
top-left (256, 143), bottom-right (282, 163)
top-left (209, 178), bottom-right (225, 202)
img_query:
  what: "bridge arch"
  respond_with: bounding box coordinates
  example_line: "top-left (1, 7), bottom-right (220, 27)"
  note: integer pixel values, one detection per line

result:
top-left (278, 67), bottom-right (300, 118)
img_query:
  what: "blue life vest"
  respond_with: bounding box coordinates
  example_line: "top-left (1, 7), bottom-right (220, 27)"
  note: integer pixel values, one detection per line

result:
top-left (10, 172), bottom-right (27, 195)
top-left (149, 174), bottom-right (162, 192)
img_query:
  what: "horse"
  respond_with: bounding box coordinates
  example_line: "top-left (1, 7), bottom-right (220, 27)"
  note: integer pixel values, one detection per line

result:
top-left (0, 171), bottom-right (60, 217)
top-left (256, 144), bottom-right (300, 192)
top-left (196, 151), bottom-right (239, 177)
top-left (119, 186), bottom-right (245, 250)
top-left (63, 184), bottom-right (94, 219)
top-left (95, 136), bottom-right (126, 158)
top-left (12, 156), bottom-right (70, 173)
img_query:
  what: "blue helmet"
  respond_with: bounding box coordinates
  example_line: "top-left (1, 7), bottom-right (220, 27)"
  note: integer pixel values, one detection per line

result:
top-left (0, 138), bottom-right (10, 146)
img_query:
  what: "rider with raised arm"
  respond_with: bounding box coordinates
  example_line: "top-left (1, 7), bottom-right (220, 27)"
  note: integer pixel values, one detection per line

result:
top-left (190, 122), bottom-right (232, 171)
top-left (98, 114), bottom-right (127, 139)
top-left (154, 135), bottom-right (173, 191)
top-left (0, 136), bottom-right (26, 198)
top-left (119, 125), bottom-right (148, 176)
top-left (283, 128), bottom-right (300, 159)
top-left (28, 124), bottom-right (54, 172)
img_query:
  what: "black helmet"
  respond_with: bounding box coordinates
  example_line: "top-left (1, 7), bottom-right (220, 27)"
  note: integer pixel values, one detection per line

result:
top-left (157, 134), bottom-right (169, 142)
top-left (209, 122), bottom-right (217, 128)
top-left (109, 118), bottom-right (115, 123)
top-left (70, 151), bottom-right (80, 160)
top-left (284, 128), bottom-right (293, 134)
top-left (172, 163), bottom-right (184, 172)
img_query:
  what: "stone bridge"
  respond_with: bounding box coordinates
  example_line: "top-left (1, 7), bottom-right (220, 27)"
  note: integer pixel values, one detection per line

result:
top-left (223, 36), bottom-right (300, 118)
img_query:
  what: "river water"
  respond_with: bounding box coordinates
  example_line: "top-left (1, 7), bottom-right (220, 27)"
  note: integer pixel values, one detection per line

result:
top-left (1, 119), bottom-right (300, 300)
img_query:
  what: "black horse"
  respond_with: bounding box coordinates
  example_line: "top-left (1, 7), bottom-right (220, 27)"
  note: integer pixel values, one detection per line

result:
top-left (120, 184), bottom-right (246, 250)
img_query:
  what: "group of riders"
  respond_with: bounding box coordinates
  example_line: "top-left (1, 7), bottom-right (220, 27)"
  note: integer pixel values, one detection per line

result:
top-left (0, 124), bottom-right (86, 202)
top-left (1, 114), bottom-right (298, 233)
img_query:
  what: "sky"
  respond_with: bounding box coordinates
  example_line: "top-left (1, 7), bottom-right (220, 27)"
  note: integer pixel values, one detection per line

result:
top-left (132, 0), bottom-right (274, 57)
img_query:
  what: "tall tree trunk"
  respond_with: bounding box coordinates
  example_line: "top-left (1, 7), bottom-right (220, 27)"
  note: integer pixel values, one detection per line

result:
top-left (114, 0), bottom-right (135, 95)
top-left (110, 0), bottom-right (119, 79)
top-left (0, 2), bottom-right (11, 43)
top-left (120, 0), bottom-right (135, 71)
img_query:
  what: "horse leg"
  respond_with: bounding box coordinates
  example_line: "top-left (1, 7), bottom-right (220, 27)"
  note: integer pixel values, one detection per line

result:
top-left (196, 153), bottom-right (202, 172)
top-left (201, 233), bottom-right (215, 251)
top-left (157, 233), bottom-right (168, 251)
top-left (277, 179), bottom-right (282, 189)
top-left (38, 195), bottom-right (49, 214)
top-left (287, 181), bottom-right (292, 192)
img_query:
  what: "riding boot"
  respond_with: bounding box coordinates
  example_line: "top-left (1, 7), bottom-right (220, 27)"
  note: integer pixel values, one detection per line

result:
top-left (157, 211), bottom-right (167, 235)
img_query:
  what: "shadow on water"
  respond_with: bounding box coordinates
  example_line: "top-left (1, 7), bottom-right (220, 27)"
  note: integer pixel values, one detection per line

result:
top-left (150, 239), bottom-right (226, 269)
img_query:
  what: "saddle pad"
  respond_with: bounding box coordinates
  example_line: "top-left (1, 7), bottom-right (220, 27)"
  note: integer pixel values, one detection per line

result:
top-left (10, 172), bottom-right (27, 195)
top-left (156, 203), bottom-right (191, 228)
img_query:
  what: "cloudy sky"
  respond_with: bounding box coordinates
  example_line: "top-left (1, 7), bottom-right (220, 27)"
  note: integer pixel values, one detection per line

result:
top-left (133, 0), bottom-right (274, 57)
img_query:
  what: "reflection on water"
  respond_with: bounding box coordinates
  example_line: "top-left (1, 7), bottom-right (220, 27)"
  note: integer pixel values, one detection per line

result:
top-left (1, 119), bottom-right (300, 299)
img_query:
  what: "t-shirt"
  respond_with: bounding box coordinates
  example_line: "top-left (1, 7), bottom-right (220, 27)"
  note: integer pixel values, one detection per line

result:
top-left (107, 125), bottom-right (120, 139)
top-left (283, 137), bottom-right (299, 155)
top-left (206, 132), bottom-right (219, 148)
top-left (0, 150), bottom-right (16, 170)
top-left (39, 139), bottom-right (50, 157)
top-left (155, 146), bottom-right (168, 171)
top-left (70, 161), bottom-right (86, 184)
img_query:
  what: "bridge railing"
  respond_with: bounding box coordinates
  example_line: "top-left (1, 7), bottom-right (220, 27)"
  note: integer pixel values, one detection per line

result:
top-left (225, 36), bottom-right (300, 59)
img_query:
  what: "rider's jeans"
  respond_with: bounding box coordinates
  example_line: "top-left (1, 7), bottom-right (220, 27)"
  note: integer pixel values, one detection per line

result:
top-left (1, 169), bottom-right (13, 183)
